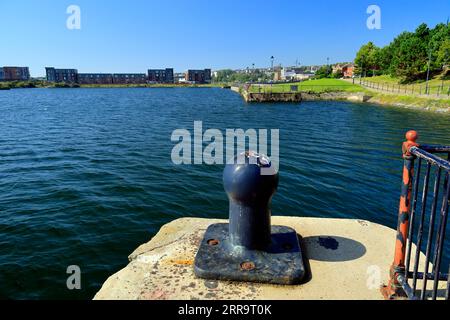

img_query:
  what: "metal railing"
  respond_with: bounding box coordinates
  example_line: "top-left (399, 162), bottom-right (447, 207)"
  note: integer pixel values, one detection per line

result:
top-left (360, 79), bottom-right (450, 97)
top-left (383, 131), bottom-right (450, 300)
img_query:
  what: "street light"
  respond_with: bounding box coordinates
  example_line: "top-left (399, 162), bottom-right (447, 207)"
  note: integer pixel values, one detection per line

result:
top-left (425, 47), bottom-right (432, 95)
top-left (327, 57), bottom-right (330, 77)
top-left (360, 55), bottom-right (365, 84)
top-left (270, 56), bottom-right (275, 85)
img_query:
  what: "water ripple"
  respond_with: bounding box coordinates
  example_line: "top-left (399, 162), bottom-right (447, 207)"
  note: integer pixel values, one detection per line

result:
top-left (0, 88), bottom-right (449, 299)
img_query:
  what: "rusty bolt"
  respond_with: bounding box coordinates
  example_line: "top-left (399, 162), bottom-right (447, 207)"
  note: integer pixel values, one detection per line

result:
top-left (207, 239), bottom-right (219, 246)
top-left (240, 261), bottom-right (256, 271)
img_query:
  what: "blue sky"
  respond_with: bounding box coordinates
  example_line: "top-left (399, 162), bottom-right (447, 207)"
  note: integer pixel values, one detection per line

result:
top-left (0, 0), bottom-right (448, 77)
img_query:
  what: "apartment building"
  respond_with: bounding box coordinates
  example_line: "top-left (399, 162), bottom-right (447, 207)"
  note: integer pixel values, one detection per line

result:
top-left (0, 66), bottom-right (30, 81)
top-left (148, 68), bottom-right (174, 83)
top-left (112, 73), bottom-right (147, 84)
top-left (185, 69), bottom-right (212, 84)
top-left (78, 73), bottom-right (114, 85)
top-left (46, 67), bottom-right (79, 83)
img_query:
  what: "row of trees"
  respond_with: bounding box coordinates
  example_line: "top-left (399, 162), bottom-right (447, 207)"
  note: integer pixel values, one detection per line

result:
top-left (314, 66), bottom-right (344, 79)
top-left (355, 22), bottom-right (449, 83)
top-left (213, 69), bottom-right (272, 83)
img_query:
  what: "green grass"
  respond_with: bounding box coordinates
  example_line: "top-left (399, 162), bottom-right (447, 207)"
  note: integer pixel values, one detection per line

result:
top-left (248, 79), bottom-right (365, 93)
top-left (362, 75), bottom-right (449, 85)
top-left (368, 92), bottom-right (450, 111)
top-left (360, 75), bottom-right (450, 95)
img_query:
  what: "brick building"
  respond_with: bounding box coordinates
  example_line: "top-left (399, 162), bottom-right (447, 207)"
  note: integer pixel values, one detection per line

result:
top-left (148, 68), bottom-right (174, 83)
top-left (185, 69), bottom-right (211, 84)
top-left (78, 73), bottom-right (114, 85)
top-left (46, 67), bottom-right (78, 83)
top-left (342, 64), bottom-right (355, 78)
top-left (0, 66), bottom-right (30, 81)
top-left (112, 73), bottom-right (147, 84)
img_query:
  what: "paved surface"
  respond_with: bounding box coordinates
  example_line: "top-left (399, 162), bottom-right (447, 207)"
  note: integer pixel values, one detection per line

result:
top-left (94, 216), bottom-right (407, 300)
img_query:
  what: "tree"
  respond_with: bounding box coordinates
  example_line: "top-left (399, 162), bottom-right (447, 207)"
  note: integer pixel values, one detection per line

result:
top-left (315, 65), bottom-right (332, 78)
top-left (353, 21), bottom-right (449, 83)
top-left (355, 42), bottom-right (380, 77)
top-left (332, 70), bottom-right (344, 79)
top-left (436, 38), bottom-right (450, 72)
top-left (432, 23), bottom-right (450, 70)
top-left (389, 25), bottom-right (430, 82)
top-left (213, 69), bottom-right (234, 82)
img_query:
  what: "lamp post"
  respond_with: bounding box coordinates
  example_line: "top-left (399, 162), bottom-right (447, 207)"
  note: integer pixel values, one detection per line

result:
top-left (327, 57), bottom-right (330, 76)
top-left (270, 56), bottom-right (275, 85)
top-left (360, 55), bottom-right (364, 84)
top-left (425, 47), bottom-right (432, 95)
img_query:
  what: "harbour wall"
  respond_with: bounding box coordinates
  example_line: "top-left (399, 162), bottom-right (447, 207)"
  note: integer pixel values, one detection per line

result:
top-left (231, 87), bottom-right (371, 103)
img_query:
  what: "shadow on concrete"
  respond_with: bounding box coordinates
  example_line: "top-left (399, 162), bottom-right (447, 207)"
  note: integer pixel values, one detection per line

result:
top-left (301, 235), bottom-right (367, 262)
top-left (417, 289), bottom-right (448, 300)
top-left (297, 234), bottom-right (312, 285)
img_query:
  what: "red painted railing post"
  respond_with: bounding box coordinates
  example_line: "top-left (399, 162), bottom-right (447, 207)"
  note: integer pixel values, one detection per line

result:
top-left (382, 130), bottom-right (419, 299)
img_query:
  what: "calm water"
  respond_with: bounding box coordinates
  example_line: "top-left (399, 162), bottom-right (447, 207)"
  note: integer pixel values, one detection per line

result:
top-left (0, 88), bottom-right (449, 299)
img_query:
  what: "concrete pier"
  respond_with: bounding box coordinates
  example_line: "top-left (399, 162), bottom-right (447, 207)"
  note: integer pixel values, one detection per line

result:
top-left (230, 86), bottom-right (371, 103)
top-left (94, 216), bottom-right (416, 300)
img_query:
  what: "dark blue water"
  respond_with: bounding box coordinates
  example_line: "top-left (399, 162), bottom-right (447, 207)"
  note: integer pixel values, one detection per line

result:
top-left (0, 88), bottom-right (449, 299)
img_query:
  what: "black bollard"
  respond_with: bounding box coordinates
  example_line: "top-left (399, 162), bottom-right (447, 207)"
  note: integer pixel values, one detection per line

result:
top-left (224, 152), bottom-right (277, 250)
top-left (194, 151), bottom-right (305, 285)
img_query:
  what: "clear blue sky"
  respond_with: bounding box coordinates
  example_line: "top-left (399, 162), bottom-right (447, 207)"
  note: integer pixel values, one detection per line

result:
top-left (0, 0), bottom-right (448, 77)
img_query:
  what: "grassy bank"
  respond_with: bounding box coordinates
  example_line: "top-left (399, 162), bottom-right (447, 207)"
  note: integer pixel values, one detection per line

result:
top-left (360, 75), bottom-right (450, 95)
top-left (366, 92), bottom-right (450, 112)
top-left (361, 75), bottom-right (449, 86)
top-left (239, 78), bottom-right (449, 111)
top-left (248, 79), bottom-right (366, 93)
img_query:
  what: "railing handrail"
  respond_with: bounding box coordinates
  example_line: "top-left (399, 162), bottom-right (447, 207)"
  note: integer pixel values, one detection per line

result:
top-left (411, 146), bottom-right (450, 172)
top-left (419, 144), bottom-right (450, 153)
top-left (382, 130), bottom-right (450, 300)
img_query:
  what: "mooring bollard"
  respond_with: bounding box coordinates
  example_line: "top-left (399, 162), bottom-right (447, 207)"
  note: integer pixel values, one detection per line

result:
top-left (224, 152), bottom-right (275, 250)
top-left (194, 151), bottom-right (305, 285)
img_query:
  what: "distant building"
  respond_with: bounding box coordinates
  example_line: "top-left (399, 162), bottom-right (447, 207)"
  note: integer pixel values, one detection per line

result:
top-left (148, 68), bottom-right (174, 83)
top-left (185, 69), bottom-right (211, 84)
top-left (342, 64), bottom-right (355, 78)
top-left (78, 73), bottom-right (114, 85)
top-left (174, 72), bottom-right (186, 83)
top-left (274, 68), bottom-right (282, 81)
top-left (0, 66), bottom-right (30, 81)
top-left (308, 65), bottom-right (321, 73)
top-left (112, 73), bottom-right (147, 84)
top-left (331, 62), bottom-right (354, 78)
top-left (332, 63), bottom-right (344, 74)
top-left (46, 67), bottom-right (78, 83)
top-left (279, 67), bottom-right (314, 81)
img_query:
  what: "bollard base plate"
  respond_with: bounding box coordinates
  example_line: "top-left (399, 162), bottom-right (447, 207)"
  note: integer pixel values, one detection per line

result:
top-left (194, 223), bottom-right (305, 285)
